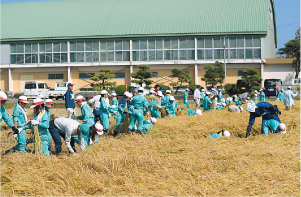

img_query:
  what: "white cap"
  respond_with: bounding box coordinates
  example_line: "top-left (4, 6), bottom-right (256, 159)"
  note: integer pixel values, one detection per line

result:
top-left (124, 91), bottom-right (129, 96)
top-left (45, 99), bottom-right (54, 105)
top-left (138, 87), bottom-right (144, 91)
top-left (195, 109), bottom-right (202, 116)
top-left (100, 90), bottom-right (108, 95)
top-left (246, 97), bottom-right (250, 100)
top-left (260, 89), bottom-right (263, 91)
top-left (95, 123), bottom-right (104, 135)
top-left (186, 88), bottom-right (189, 91)
top-left (206, 91), bottom-right (211, 95)
top-left (150, 117), bottom-right (157, 124)
top-left (0, 91), bottom-right (8, 101)
top-left (254, 90), bottom-right (258, 93)
top-left (169, 96), bottom-right (175, 101)
top-left (246, 100), bottom-right (257, 112)
top-left (111, 92), bottom-right (117, 96)
top-left (38, 94), bottom-right (44, 99)
top-left (75, 95), bottom-right (85, 103)
top-left (30, 98), bottom-right (44, 108)
top-left (201, 89), bottom-right (206, 92)
top-left (157, 91), bottom-right (163, 96)
top-left (110, 105), bottom-right (117, 109)
top-left (223, 130), bottom-right (230, 137)
top-left (221, 103), bottom-right (226, 107)
top-left (279, 123), bottom-right (286, 134)
top-left (128, 93), bottom-right (133, 98)
top-left (239, 106), bottom-right (243, 112)
top-left (281, 89), bottom-right (284, 91)
top-left (288, 86), bottom-right (292, 89)
top-left (149, 90), bottom-right (155, 94)
top-left (18, 96), bottom-right (28, 103)
top-left (234, 95), bottom-right (237, 98)
top-left (166, 90), bottom-right (171, 94)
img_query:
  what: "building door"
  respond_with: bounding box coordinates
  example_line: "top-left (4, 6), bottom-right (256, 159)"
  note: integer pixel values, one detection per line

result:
top-left (20, 75), bottom-right (34, 92)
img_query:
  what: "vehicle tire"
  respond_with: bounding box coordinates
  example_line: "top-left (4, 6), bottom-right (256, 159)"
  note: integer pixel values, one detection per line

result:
top-left (56, 97), bottom-right (59, 100)
top-left (49, 96), bottom-right (52, 99)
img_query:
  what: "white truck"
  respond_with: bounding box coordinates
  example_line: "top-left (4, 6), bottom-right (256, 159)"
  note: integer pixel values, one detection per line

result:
top-left (24, 81), bottom-right (49, 99)
top-left (48, 82), bottom-right (68, 100)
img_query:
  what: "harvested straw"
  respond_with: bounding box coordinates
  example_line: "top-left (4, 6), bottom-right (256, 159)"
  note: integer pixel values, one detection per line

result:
top-left (145, 96), bottom-right (159, 103)
top-left (33, 125), bottom-right (43, 155)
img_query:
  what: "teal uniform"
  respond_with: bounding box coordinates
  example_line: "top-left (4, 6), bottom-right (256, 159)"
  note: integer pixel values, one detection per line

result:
top-left (77, 103), bottom-right (94, 147)
top-left (260, 92), bottom-right (265, 101)
top-left (24, 110), bottom-right (51, 157)
top-left (185, 109), bottom-right (195, 116)
top-left (112, 97), bottom-right (118, 106)
top-left (200, 92), bottom-right (205, 101)
top-left (165, 101), bottom-right (178, 117)
top-left (149, 98), bottom-right (161, 118)
top-left (0, 106), bottom-right (14, 127)
top-left (99, 98), bottom-right (110, 131)
top-left (182, 92), bottom-right (190, 109)
top-left (207, 132), bottom-right (222, 139)
top-left (277, 92), bottom-right (284, 101)
top-left (218, 92), bottom-right (223, 102)
top-left (141, 120), bottom-right (153, 134)
top-left (235, 100), bottom-right (242, 106)
top-left (45, 109), bottom-right (54, 151)
top-left (215, 105), bottom-right (224, 110)
top-left (262, 119), bottom-right (281, 135)
top-left (128, 93), bottom-right (148, 131)
top-left (12, 104), bottom-right (28, 153)
top-left (254, 93), bottom-right (259, 102)
top-left (109, 104), bottom-right (125, 133)
top-left (200, 96), bottom-right (212, 112)
top-left (162, 94), bottom-right (170, 106)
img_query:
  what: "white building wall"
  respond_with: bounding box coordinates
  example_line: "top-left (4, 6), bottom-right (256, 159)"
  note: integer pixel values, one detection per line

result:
top-left (264, 64), bottom-right (295, 85)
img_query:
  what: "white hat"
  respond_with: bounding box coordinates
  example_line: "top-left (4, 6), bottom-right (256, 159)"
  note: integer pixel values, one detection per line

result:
top-left (246, 97), bottom-right (250, 100)
top-left (281, 89), bottom-right (284, 91)
top-left (124, 91), bottom-right (129, 96)
top-left (288, 86), bottom-right (292, 90)
top-left (246, 101), bottom-right (257, 112)
top-left (206, 91), bottom-right (211, 95)
top-left (201, 89), bottom-right (206, 92)
top-left (138, 87), bottom-right (144, 91)
top-left (223, 130), bottom-right (230, 137)
top-left (260, 89), bottom-right (263, 91)
top-left (166, 90), bottom-right (171, 94)
top-left (150, 117), bottom-right (157, 124)
top-left (18, 96), bottom-right (28, 103)
top-left (75, 95), bottom-right (85, 103)
top-left (38, 94), bottom-right (44, 99)
top-left (234, 95), bottom-right (237, 98)
top-left (217, 103), bottom-right (221, 106)
top-left (195, 109), bottom-right (202, 116)
top-left (169, 96), bottom-right (175, 101)
top-left (221, 103), bottom-right (226, 107)
top-left (128, 93), bottom-right (133, 98)
top-left (95, 123), bottom-right (103, 135)
top-left (186, 88), bottom-right (189, 91)
top-left (45, 99), bottom-right (54, 105)
top-left (279, 123), bottom-right (286, 134)
top-left (30, 98), bottom-right (44, 108)
top-left (0, 91), bottom-right (8, 101)
top-left (239, 106), bottom-right (243, 112)
top-left (112, 92), bottom-right (117, 96)
top-left (149, 90), bottom-right (155, 94)
top-left (157, 91), bottom-right (163, 96)
top-left (110, 105), bottom-right (117, 109)
top-left (254, 90), bottom-right (258, 93)
top-left (100, 90), bottom-right (108, 95)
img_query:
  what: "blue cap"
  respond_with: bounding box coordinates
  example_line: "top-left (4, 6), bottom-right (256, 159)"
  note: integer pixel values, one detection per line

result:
top-left (67, 83), bottom-right (74, 87)
top-left (197, 85), bottom-right (201, 88)
top-left (133, 88), bottom-right (138, 92)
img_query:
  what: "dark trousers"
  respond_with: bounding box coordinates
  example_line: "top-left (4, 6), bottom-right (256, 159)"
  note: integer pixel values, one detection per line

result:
top-left (49, 120), bottom-right (76, 154)
top-left (93, 109), bottom-right (101, 123)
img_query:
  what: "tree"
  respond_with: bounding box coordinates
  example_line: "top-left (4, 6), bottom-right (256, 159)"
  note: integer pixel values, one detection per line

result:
top-left (241, 68), bottom-right (262, 90)
top-left (169, 68), bottom-right (192, 94)
top-left (201, 61), bottom-right (225, 87)
top-left (278, 28), bottom-right (300, 78)
top-left (131, 64), bottom-right (153, 87)
top-left (90, 68), bottom-right (116, 91)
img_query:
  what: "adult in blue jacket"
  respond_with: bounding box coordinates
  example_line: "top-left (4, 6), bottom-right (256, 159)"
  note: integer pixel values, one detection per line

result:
top-left (245, 101), bottom-right (281, 138)
top-left (65, 83), bottom-right (76, 119)
top-left (75, 95), bottom-right (94, 147)
top-left (12, 96), bottom-right (29, 153)
top-left (128, 87), bottom-right (148, 134)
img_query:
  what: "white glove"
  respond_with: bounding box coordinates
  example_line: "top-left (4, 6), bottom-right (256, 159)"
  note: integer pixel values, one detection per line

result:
top-left (111, 105), bottom-right (117, 109)
top-left (146, 112), bottom-right (149, 116)
top-left (114, 111), bottom-right (120, 115)
top-left (13, 134), bottom-right (17, 138)
top-left (18, 128), bottom-right (22, 133)
top-left (31, 120), bottom-right (39, 126)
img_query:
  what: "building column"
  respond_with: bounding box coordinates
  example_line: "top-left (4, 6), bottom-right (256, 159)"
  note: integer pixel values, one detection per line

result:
top-left (261, 61), bottom-right (264, 88)
top-left (67, 41), bottom-right (70, 63)
top-left (129, 40), bottom-right (135, 86)
top-left (8, 68), bottom-right (13, 92)
top-left (194, 64), bottom-right (199, 84)
top-left (68, 66), bottom-right (72, 83)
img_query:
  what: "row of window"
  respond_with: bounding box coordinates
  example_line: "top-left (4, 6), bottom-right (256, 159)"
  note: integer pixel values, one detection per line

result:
top-left (9, 37), bottom-right (261, 64)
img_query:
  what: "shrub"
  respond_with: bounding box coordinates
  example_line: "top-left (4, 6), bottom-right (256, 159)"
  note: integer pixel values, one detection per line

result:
top-left (189, 84), bottom-right (198, 91)
top-left (158, 85), bottom-right (170, 90)
top-left (115, 85), bottom-right (127, 95)
top-left (225, 83), bottom-right (237, 93)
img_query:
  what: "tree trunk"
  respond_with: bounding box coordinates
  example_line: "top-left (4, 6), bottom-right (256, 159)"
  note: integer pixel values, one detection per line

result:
top-left (295, 58), bottom-right (300, 78)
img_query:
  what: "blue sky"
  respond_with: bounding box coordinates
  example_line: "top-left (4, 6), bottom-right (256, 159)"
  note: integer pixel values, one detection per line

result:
top-left (1, 0), bottom-right (300, 51)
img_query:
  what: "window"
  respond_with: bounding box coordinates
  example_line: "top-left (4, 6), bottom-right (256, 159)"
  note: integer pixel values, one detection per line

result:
top-left (38, 83), bottom-right (45, 89)
top-left (57, 82), bottom-right (68, 87)
top-left (48, 74), bottom-right (64, 80)
top-left (25, 83), bottom-right (36, 89)
top-left (114, 72), bottom-right (125, 79)
top-left (237, 70), bottom-right (244, 77)
top-left (152, 72), bottom-right (158, 78)
top-left (269, 9), bottom-right (273, 22)
top-left (79, 73), bottom-right (95, 79)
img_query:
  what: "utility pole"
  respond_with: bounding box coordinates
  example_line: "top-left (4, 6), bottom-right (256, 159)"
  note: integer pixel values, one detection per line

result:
top-left (223, 37), bottom-right (227, 85)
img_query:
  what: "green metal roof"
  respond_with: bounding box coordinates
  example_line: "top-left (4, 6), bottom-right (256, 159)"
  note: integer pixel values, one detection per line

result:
top-left (1, 0), bottom-right (276, 42)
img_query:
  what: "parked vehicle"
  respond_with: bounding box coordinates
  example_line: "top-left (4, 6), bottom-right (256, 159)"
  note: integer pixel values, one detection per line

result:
top-left (264, 79), bottom-right (282, 97)
top-left (48, 82), bottom-right (69, 100)
top-left (292, 78), bottom-right (301, 86)
top-left (24, 81), bottom-right (49, 99)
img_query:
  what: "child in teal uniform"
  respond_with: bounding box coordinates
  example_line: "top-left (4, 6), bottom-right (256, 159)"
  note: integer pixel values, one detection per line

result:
top-left (165, 96), bottom-right (179, 117)
top-left (254, 90), bottom-right (259, 102)
top-left (259, 89), bottom-right (265, 101)
top-left (0, 92), bottom-right (19, 134)
top-left (277, 89), bottom-right (284, 102)
top-left (200, 92), bottom-right (213, 112)
top-left (111, 92), bottom-right (118, 106)
top-left (262, 119), bottom-right (286, 135)
top-left (182, 88), bottom-right (190, 109)
top-left (162, 90), bottom-right (171, 106)
top-left (208, 130), bottom-right (230, 139)
top-left (185, 109), bottom-right (202, 116)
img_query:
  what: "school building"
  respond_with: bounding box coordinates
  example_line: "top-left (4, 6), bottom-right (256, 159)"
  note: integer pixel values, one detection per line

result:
top-left (0, 0), bottom-right (278, 93)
